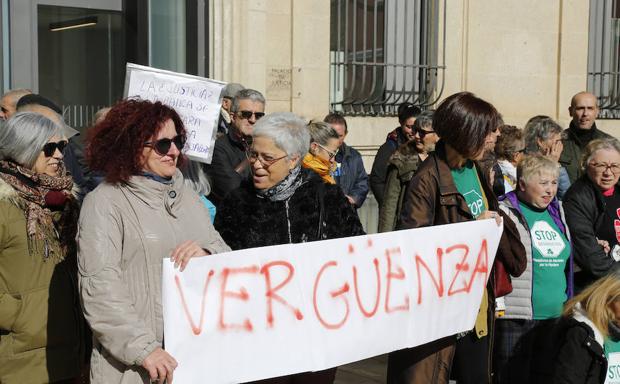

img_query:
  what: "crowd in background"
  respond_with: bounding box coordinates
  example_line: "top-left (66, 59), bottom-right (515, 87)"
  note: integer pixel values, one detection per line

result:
top-left (0, 85), bottom-right (620, 384)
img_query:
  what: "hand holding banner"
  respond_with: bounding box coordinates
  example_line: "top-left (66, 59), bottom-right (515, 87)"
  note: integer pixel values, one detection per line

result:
top-left (162, 219), bottom-right (503, 383)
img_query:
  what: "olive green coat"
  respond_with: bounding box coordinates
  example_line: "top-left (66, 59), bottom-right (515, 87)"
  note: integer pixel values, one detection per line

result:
top-left (378, 145), bottom-right (422, 232)
top-left (0, 179), bottom-right (83, 384)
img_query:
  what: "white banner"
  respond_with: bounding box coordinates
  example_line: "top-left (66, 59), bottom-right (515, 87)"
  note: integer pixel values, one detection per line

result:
top-left (124, 63), bottom-right (226, 163)
top-left (162, 220), bottom-right (503, 383)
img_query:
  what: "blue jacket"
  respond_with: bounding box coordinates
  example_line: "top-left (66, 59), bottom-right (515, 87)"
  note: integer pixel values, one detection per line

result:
top-left (334, 143), bottom-right (369, 208)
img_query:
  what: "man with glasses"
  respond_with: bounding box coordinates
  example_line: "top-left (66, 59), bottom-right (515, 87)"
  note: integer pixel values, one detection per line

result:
top-left (324, 113), bottom-right (369, 208)
top-left (560, 91), bottom-right (612, 183)
top-left (0, 88), bottom-right (31, 120)
top-left (369, 103), bottom-right (421, 206)
top-left (205, 88), bottom-right (266, 205)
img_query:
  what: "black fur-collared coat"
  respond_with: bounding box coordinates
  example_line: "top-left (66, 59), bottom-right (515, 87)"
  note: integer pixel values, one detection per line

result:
top-left (214, 169), bottom-right (365, 250)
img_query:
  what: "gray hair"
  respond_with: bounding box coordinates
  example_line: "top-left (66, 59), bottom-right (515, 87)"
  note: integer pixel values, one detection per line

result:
top-left (182, 160), bottom-right (212, 196)
top-left (252, 112), bottom-right (309, 159)
top-left (231, 89), bottom-right (265, 112)
top-left (523, 115), bottom-right (564, 154)
top-left (582, 138), bottom-right (620, 169)
top-left (307, 121), bottom-right (339, 146)
top-left (413, 110), bottom-right (434, 131)
top-left (0, 112), bottom-right (62, 168)
top-left (517, 154), bottom-right (560, 184)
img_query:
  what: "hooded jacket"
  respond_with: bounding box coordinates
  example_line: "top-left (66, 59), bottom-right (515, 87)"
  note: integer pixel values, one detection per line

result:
top-left (77, 170), bottom-right (230, 383)
top-left (552, 305), bottom-right (608, 384)
top-left (370, 127), bottom-right (409, 205)
top-left (0, 178), bottom-right (83, 384)
top-left (378, 141), bottom-right (422, 232)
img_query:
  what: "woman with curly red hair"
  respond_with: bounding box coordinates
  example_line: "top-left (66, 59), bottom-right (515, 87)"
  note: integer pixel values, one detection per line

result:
top-left (77, 98), bottom-right (230, 384)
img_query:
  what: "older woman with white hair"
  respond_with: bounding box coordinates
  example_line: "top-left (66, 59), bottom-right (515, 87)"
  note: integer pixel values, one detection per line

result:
top-left (0, 112), bottom-right (84, 383)
top-left (214, 112), bottom-right (364, 383)
top-left (494, 155), bottom-right (573, 384)
top-left (564, 138), bottom-right (620, 290)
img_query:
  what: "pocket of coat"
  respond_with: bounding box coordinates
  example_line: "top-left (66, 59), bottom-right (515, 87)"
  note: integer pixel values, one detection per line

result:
top-left (10, 289), bottom-right (48, 355)
top-left (0, 293), bottom-right (22, 331)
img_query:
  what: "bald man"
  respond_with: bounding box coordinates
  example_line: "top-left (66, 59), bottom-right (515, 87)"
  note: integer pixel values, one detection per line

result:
top-left (559, 91), bottom-right (612, 183)
top-left (0, 88), bottom-right (32, 120)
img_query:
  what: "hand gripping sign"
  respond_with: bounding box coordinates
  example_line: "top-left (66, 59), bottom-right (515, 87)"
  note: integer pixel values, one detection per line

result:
top-left (162, 219), bottom-right (503, 383)
top-left (124, 63), bottom-right (226, 163)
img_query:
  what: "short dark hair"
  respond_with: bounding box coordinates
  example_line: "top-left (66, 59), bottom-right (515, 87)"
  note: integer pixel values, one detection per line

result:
top-left (433, 92), bottom-right (501, 158)
top-left (397, 103), bottom-right (422, 124)
top-left (323, 112), bottom-right (348, 133)
top-left (16, 94), bottom-right (62, 114)
top-left (86, 98), bottom-right (186, 184)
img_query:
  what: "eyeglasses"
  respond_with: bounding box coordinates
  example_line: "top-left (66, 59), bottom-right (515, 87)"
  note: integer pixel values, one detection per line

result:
top-left (316, 143), bottom-right (339, 160)
top-left (42, 140), bottom-right (68, 157)
top-left (144, 135), bottom-right (186, 156)
top-left (237, 110), bottom-right (265, 120)
top-left (589, 162), bottom-right (620, 174)
top-left (246, 151), bottom-right (287, 169)
top-left (414, 127), bottom-right (435, 139)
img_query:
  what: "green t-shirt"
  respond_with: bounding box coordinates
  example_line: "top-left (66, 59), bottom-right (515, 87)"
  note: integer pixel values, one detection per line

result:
top-left (519, 202), bottom-right (570, 319)
top-left (604, 338), bottom-right (620, 384)
top-left (451, 161), bottom-right (487, 218)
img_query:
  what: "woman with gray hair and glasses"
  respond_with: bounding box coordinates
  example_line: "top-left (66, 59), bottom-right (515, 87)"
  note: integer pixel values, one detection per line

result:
top-left (524, 115), bottom-right (571, 198)
top-left (214, 112), bottom-right (364, 383)
top-left (564, 138), bottom-right (620, 290)
top-left (0, 112), bottom-right (85, 383)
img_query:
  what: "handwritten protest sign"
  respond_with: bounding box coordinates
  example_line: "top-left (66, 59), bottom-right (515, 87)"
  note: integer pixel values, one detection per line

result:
top-left (124, 63), bottom-right (225, 163)
top-left (162, 220), bottom-right (503, 383)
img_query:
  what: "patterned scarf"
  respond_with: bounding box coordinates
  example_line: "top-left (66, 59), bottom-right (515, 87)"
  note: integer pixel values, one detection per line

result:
top-left (256, 165), bottom-right (303, 202)
top-left (302, 153), bottom-right (336, 184)
top-left (0, 160), bottom-right (78, 262)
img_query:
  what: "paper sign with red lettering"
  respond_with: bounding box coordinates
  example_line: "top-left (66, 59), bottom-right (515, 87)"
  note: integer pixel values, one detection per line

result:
top-left (162, 219), bottom-right (503, 383)
top-left (124, 63), bottom-right (226, 163)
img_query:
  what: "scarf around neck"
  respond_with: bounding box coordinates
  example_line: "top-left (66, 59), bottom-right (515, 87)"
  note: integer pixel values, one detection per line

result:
top-left (0, 160), bottom-right (77, 262)
top-left (302, 153), bottom-right (336, 184)
top-left (256, 164), bottom-right (303, 202)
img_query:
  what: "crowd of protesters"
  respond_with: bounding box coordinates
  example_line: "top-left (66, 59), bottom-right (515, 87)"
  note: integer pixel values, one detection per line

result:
top-left (0, 84), bottom-right (620, 384)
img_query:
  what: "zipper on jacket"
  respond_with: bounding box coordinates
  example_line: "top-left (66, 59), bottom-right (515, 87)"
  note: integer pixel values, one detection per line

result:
top-left (285, 200), bottom-right (292, 244)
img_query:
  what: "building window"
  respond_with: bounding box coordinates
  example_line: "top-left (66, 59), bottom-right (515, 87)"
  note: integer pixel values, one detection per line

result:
top-left (588, 0), bottom-right (620, 119)
top-left (329, 0), bottom-right (445, 116)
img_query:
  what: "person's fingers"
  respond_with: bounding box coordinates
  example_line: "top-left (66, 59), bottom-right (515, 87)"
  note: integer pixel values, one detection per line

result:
top-left (146, 365), bottom-right (158, 382)
top-left (180, 244), bottom-right (203, 271)
top-left (494, 213), bottom-right (502, 226)
top-left (156, 364), bottom-right (167, 384)
top-left (166, 366), bottom-right (174, 384)
top-left (171, 240), bottom-right (192, 263)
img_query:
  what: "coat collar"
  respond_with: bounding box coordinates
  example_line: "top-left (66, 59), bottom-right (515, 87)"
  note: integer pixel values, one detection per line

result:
top-left (123, 169), bottom-right (186, 217)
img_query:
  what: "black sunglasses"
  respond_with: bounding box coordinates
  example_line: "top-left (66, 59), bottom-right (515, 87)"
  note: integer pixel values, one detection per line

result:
top-left (237, 110), bottom-right (265, 120)
top-left (414, 127), bottom-right (435, 138)
top-left (41, 140), bottom-right (68, 157)
top-left (145, 135), bottom-right (186, 155)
